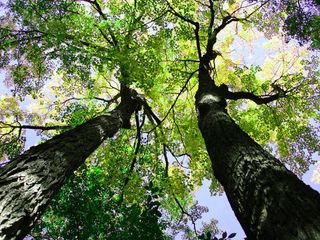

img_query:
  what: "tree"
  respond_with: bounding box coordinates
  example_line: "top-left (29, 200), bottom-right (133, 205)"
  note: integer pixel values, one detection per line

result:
top-left (0, 0), bottom-right (319, 239)
top-left (0, 102), bottom-right (136, 239)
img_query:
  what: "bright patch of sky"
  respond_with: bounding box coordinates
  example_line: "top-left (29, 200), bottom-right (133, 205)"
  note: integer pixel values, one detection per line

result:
top-left (196, 180), bottom-right (245, 239)
top-left (0, 0), bottom-right (7, 17)
top-left (312, 162), bottom-right (320, 184)
top-left (232, 35), bottom-right (269, 66)
top-left (0, 70), bottom-right (11, 95)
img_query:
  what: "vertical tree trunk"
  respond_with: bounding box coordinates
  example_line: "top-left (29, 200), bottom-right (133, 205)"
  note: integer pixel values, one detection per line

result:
top-left (196, 91), bottom-right (320, 239)
top-left (0, 112), bottom-right (123, 240)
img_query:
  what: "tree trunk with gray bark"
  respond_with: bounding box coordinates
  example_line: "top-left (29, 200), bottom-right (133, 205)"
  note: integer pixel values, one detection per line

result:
top-left (196, 71), bottom-right (320, 239)
top-left (0, 111), bottom-right (124, 240)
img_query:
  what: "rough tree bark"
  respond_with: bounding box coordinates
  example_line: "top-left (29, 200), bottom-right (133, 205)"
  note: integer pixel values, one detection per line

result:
top-left (0, 88), bottom-right (139, 240)
top-left (196, 67), bottom-right (320, 240)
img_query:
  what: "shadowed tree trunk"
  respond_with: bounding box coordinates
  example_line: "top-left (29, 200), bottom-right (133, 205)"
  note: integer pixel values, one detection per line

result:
top-left (0, 87), bottom-right (139, 240)
top-left (196, 67), bottom-right (320, 240)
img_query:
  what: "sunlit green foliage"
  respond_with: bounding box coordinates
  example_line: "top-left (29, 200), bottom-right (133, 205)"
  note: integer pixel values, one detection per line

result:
top-left (31, 143), bottom-right (169, 239)
top-left (0, 0), bottom-right (319, 238)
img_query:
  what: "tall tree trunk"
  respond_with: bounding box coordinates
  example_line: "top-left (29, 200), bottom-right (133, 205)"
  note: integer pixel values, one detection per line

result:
top-left (0, 109), bottom-right (129, 239)
top-left (196, 87), bottom-right (320, 239)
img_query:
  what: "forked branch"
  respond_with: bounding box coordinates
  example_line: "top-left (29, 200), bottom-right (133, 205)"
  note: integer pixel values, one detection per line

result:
top-left (166, 1), bottom-right (202, 58)
top-left (148, 69), bottom-right (198, 132)
top-left (218, 84), bottom-right (287, 105)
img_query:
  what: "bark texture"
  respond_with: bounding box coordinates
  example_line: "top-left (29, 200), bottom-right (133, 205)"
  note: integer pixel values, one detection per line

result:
top-left (0, 112), bottom-right (122, 240)
top-left (196, 92), bottom-right (320, 240)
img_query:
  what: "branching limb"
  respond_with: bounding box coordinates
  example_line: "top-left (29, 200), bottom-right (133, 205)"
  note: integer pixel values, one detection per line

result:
top-left (0, 125), bottom-right (16, 141)
top-left (58, 94), bottom-right (121, 107)
top-left (0, 121), bottom-right (70, 131)
top-left (148, 69), bottom-right (198, 132)
top-left (207, 0), bottom-right (215, 41)
top-left (81, 0), bottom-right (118, 46)
top-left (97, 27), bottom-right (114, 45)
top-left (242, 0), bottom-right (270, 20)
top-left (3, 27), bottom-right (110, 54)
top-left (160, 143), bottom-right (196, 234)
top-left (209, 15), bottom-right (235, 48)
top-left (142, 101), bottom-right (162, 126)
top-left (1, 28), bottom-right (46, 46)
top-left (166, 1), bottom-right (198, 27)
top-left (120, 10), bottom-right (169, 35)
top-left (63, 32), bottom-right (110, 51)
top-left (0, 120), bottom-right (69, 155)
top-left (230, 1), bottom-right (261, 16)
top-left (177, 59), bottom-right (200, 63)
top-left (163, 144), bottom-right (169, 177)
top-left (218, 85), bottom-right (287, 104)
top-left (206, 0), bottom-right (270, 56)
top-left (166, 1), bottom-right (201, 58)
top-left (174, 197), bottom-right (198, 235)
top-left (159, 69), bottom-right (198, 124)
top-left (94, 94), bottom-right (121, 103)
top-left (164, 143), bottom-right (190, 169)
top-left (122, 110), bottom-right (145, 191)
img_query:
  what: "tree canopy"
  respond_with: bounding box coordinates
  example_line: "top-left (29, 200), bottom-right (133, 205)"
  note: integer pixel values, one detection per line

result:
top-left (0, 0), bottom-right (319, 239)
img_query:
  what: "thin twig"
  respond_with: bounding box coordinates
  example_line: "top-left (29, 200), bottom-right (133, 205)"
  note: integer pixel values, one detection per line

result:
top-left (121, 110), bottom-right (145, 191)
top-left (0, 121), bottom-right (70, 131)
top-left (148, 69), bottom-right (198, 133)
top-left (174, 197), bottom-right (198, 235)
top-left (166, 0), bottom-right (202, 58)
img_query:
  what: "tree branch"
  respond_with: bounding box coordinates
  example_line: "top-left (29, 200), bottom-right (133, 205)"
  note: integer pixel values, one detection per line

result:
top-left (121, 110), bottom-right (145, 194)
top-left (163, 144), bottom-right (169, 177)
top-left (148, 69), bottom-right (198, 132)
top-left (0, 122), bottom-right (70, 131)
top-left (206, 0), bottom-right (270, 54)
top-left (97, 27), bottom-right (114, 45)
top-left (174, 197), bottom-right (198, 235)
top-left (243, 0), bottom-right (270, 20)
top-left (207, 0), bottom-right (215, 41)
top-left (57, 94), bottom-right (121, 108)
top-left (166, 1), bottom-right (198, 26)
top-left (171, 108), bottom-right (187, 152)
top-left (81, 0), bottom-right (118, 46)
top-left (166, 1), bottom-right (201, 58)
top-left (120, 10), bottom-right (169, 35)
top-left (165, 143), bottom-right (190, 169)
top-left (218, 85), bottom-right (286, 104)
top-left (141, 100), bottom-right (162, 125)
